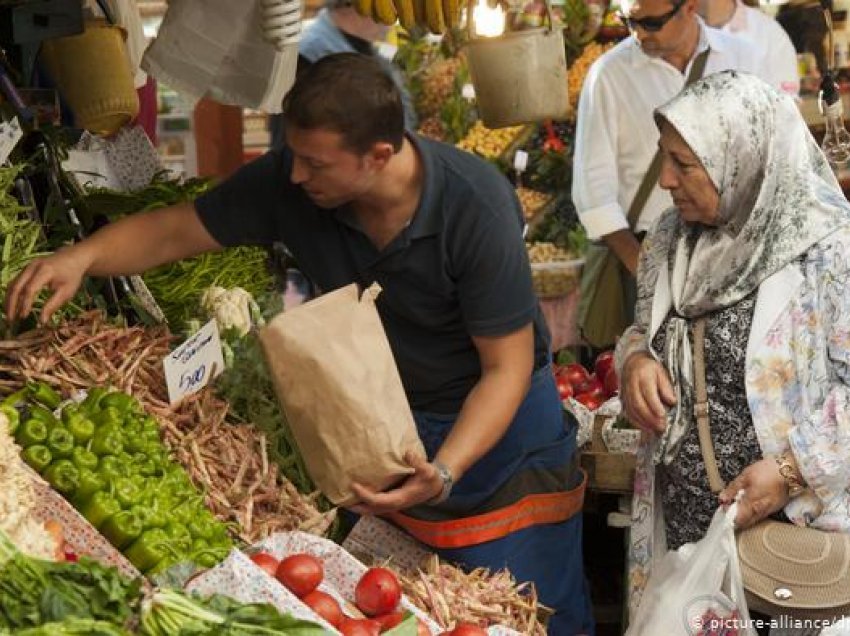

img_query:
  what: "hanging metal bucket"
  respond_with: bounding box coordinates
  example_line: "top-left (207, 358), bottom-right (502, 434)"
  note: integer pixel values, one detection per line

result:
top-left (40, 19), bottom-right (139, 136)
top-left (464, 0), bottom-right (569, 128)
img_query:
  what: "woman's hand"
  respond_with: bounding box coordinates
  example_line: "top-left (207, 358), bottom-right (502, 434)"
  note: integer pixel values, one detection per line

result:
top-left (719, 457), bottom-right (790, 529)
top-left (348, 451), bottom-right (444, 515)
top-left (620, 352), bottom-right (677, 433)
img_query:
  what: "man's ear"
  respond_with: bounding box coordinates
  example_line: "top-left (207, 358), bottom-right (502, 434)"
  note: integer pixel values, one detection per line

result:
top-left (369, 142), bottom-right (395, 169)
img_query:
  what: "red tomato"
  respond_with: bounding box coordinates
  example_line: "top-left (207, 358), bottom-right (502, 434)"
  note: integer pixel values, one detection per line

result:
top-left (338, 617), bottom-right (382, 636)
top-left (594, 350), bottom-right (615, 385)
top-left (448, 625), bottom-right (488, 636)
top-left (355, 567), bottom-right (402, 617)
top-left (555, 376), bottom-right (574, 401)
top-left (574, 374), bottom-right (605, 399)
top-left (558, 363), bottom-right (589, 387)
top-left (250, 552), bottom-right (279, 577)
top-left (302, 590), bottom-right (343, 627)
top-left (276, 553), bottom-right (324, 598)
top-left (63, 548), bottom-right (79, 563)
top-left (373, 611), bottom-right (405, 631)
top-left (603, 366), bottom-right (619, 397)
top-left (575, 392), bottom-right (603, 411)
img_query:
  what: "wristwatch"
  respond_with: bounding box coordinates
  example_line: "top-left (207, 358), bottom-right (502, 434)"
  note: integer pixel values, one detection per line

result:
top-left (429, 460), bottom-right (455, 505)
top-left (775, 452), bottom-right (806, 498)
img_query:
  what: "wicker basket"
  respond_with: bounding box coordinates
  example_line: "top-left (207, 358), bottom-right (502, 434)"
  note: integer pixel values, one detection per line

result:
top-left (41, 19), bottom-right (139, 135)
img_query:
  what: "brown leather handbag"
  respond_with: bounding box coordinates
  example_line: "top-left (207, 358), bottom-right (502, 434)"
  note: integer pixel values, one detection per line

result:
top-left (692, 318), bottom-right (850, 621)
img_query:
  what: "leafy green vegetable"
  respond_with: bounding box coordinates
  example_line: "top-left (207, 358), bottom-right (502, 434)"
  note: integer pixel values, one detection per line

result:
top-left (2, 617), bottom-right (132, 635)
top-left (75, 173), bottom-right (212, 221)
top-left (0, 530), bottom-right (142, 629)
top-left (140, 589), bottom-right (327, 636)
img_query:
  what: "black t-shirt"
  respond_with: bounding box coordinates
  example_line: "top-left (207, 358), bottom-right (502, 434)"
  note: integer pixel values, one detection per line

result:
top-left (195, 135), bottom-right (551, 413)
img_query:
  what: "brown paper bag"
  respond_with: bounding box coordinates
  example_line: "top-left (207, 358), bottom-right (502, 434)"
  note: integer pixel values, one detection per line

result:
top-left (258, 283), bottom-right (425, 506)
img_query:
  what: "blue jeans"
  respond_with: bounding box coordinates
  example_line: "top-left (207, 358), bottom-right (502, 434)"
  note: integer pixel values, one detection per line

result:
top-left (414, 366), bottom-right (595, 636)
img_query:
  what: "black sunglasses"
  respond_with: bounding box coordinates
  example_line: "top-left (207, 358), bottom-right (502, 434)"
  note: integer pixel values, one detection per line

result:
top-left (620, 0), bottom-right (687, 32)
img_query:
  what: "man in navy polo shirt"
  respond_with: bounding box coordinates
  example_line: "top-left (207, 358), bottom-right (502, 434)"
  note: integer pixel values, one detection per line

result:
top-left (6, 54), bottom-right (593, 635)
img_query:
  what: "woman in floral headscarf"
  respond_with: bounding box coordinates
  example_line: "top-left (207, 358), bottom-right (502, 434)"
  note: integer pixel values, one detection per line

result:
top-left (615, 70), bottom-right (850, 617)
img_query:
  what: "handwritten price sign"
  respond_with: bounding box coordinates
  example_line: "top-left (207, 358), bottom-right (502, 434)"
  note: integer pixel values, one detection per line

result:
top-left (163, 320), bottom-right (225, 405)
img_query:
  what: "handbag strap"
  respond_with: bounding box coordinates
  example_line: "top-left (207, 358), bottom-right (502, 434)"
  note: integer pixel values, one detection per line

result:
top-left (626, 48), bottom-right (711, 230)
top-left (693, 317), bottom-right (727, 494)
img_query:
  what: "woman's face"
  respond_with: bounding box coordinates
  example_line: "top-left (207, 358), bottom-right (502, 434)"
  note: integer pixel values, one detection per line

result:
top-left (658, 120), bottom-right (720, 225)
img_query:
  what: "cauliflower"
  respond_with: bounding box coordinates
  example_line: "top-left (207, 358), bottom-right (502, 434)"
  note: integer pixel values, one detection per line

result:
top-left (0, 412), bottom-right (60, 560)
top-left (200, 286), bottom-right (258, 338)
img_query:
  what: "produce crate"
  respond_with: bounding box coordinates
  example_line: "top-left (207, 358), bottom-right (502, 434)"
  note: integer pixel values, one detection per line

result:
top-left (531, 259), bottom-right (584, 298)
top-left (579, 414), bottom-right (636, 494)
top-left (187, 532), bottom-right (443, 634)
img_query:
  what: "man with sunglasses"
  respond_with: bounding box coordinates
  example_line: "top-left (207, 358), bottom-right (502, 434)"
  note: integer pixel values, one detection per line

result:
top-left (571, 0), bottom-right (772, 343)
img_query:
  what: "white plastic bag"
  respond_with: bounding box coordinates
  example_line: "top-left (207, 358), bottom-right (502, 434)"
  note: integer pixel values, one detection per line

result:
top-left (626, 503), bottom-right (755, 636)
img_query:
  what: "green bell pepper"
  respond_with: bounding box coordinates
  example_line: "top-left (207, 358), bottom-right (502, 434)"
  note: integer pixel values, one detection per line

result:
top-left (81, 387), bottom-right (108, 410)
top-left (97, 455), bottom-right (128, 481)
top-left (0, 404), bottom-right (20, 435)
top-left (90, 430), bottom-right (124, 457)
top-left (80, 491), bottom-right (121, 529)
top-left (16, 418), bottom-right (48, 447)
top-left (73, 469), bottom-right (106, 505)
top-left (164, 522), bottom-right (193, 553)
top-left (63, 412), bottom-right (95, 445)
top-left (44, 460), bottom-right (79, 496)
top-left (1, 388), bottom-right (30, 409)
top-left (124, 529), bottom-right (171, 572)
top-left (100, 392), bottom-right (139, 414)
top-left (71, 446), bottom-right (98, 472)
top-left (46, 426), bottom-right (75, 459)
top-left (186, 509), bottom-right (218, 541)
top-left (28, 404), bottom-right (59, 429)
top-left (100, 510), bottom-right (143, 549)
top-left (112, 477), bottom-right (141, 509)
top-left (194, 546), bottom-right (230, 569)
top-left (21, 445), bottom-right (52, 473)
top-left (26, 381), bottom-right (61, 409)
top-left (92, 407), bottom-right (123, 429)
top-left (130, 504), bottom-right (166, 530)
top-left (140, 416), bottom-right (160, 437)
top-left (129, 453), bottom-right (157, 477)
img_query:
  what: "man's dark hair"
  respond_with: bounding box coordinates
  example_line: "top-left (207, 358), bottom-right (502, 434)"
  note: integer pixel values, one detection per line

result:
top-left (282, 53), bottom-right (404, 154)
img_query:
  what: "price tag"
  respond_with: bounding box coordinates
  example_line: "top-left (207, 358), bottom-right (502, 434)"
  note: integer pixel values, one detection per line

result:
top-left (461, 83), bottom-right (476, 101)
top-left (514, 150), bottom-right (529, 173)
top-left (163, 319), bottom-right (225, 405)
top-left (0, 118), bottom-right (23, 165)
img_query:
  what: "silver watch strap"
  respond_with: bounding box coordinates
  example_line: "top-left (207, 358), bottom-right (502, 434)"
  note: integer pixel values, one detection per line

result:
top-left (429, 460), bottom-right (454, 505)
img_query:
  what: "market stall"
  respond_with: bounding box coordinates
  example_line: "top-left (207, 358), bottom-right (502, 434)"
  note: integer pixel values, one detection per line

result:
top-left (0, 0), bottom-right (654, 631)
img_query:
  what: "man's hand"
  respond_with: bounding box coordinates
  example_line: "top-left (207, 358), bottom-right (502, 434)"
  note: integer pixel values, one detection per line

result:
top-left (6, 247), bottom-right (90, 324)
top-left (719, 457), bottom-right (790, 530)
top-left (621, 352), bottom-right (677, 433)
top-left (349, 451), bottom-right (444, 515)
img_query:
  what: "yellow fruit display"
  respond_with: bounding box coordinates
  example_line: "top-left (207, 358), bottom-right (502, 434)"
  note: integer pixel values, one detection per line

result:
top-left (373, 0), bottom-right (398, 25)
top-left (567, 41), bottom-right (615, 113)
top-left (516, 187), bottom-right (551, 222)
top-left (356, 0), bottom-right (457, 33)
top-left (456, 121), bottom-right (525, 160)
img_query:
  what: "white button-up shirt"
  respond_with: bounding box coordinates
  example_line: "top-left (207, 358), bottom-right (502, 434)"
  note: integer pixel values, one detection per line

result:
top-left (572, 23), bottom-right (767, 239)
top-left (723, 0), bottom-right (800, 97)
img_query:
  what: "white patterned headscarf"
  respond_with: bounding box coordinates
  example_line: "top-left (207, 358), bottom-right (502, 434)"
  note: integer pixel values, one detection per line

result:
top-left (647, 70), bottom-right (850, 464)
